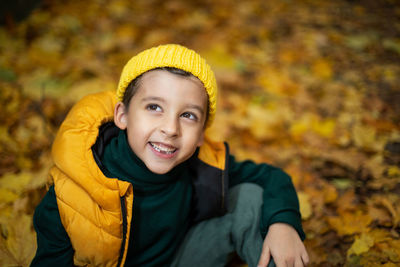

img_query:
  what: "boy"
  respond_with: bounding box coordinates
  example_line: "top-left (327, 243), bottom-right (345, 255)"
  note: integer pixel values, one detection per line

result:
top-left (31, 44), bottom-right (308, 267)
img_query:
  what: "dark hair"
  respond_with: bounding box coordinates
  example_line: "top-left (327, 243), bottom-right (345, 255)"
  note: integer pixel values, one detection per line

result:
top-left (122, 67), bottom-right (210, 124)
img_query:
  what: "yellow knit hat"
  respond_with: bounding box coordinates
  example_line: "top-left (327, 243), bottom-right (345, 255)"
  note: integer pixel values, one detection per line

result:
top-left (116, 44), bottom-right (217, 127)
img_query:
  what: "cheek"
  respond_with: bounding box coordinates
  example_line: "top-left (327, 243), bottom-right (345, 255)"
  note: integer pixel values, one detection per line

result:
top-left (184, 128), bottom-right (204, 148)
top-left (125, 114), bottom-right (149, 145)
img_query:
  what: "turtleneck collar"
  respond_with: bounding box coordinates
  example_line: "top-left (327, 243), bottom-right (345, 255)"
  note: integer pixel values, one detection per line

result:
top-left (101, 129), bottom-right (189, 192)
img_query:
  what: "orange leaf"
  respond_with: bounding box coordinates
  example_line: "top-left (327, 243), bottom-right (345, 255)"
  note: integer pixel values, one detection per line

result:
top-left (328, 210), bottom-right (373, 236)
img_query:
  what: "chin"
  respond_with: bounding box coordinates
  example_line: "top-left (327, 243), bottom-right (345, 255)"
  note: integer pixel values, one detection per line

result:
top-left (147, 164), bottom-right (173, 175)
top-left (151, 169), bottom-right (170, 175)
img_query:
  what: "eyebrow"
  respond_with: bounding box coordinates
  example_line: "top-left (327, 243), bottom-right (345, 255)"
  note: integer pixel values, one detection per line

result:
top-left (141, 96), bottom-right (205, 114)
top-left (141, 96), bottom-right (165, 103)
top-left (186, 104), bottom-right (204, 114)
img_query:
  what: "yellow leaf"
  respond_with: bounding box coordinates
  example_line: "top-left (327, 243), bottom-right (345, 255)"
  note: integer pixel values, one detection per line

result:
top-left (368, 229), bottom-right (391, 243)
top-left (290, 120), bottom-right (309, 140)
top-left (343, 89), bottom-right (363, 112)
top-left (377, 239), bottom-right (400, 263)
top-left (347, 233), bottom-right (374, 257)
top-left (27, 153), bottom-right (53, 190)
top-left (387, 166), bottom-right (400, 178)
top-left (0, 213), bottom-right (36, 266)
top-left (205, 111), bottom-right (230, 142)
top-left (312, 59), bottom-right (333, 80)
top-left (202, 45), bottom-right (237, 71)
top-left (62, 78), bottom-right (116, 104)
top-left (247, 103), bottom-right (285, 141)
top-left (0, 188), bottom-right (19, 204)
top-left (109, 0), bottom-right (130, 18)
top-left (16, 156), bottom-right (34, 171)
top-left (312, 118), bottom-right (336, 139)
top-left (352, 123), bottom-right (375, 147)
top-left (365, 154), bottom-right (386, 180)
top-left (328, 210), bottom-right (372, 236)
top-left (352, 123), bottom-right (385, 152)
top-left (298, 191), bottom-right (312, 220)
top-left (0, 172), bottom-right (32, 194)
top-left (28, 35), bottom-right (63, 67)
top-left (289, 113), bottom-right (315, 140)
top-left (290, 113), bottom-right (335, 140)
top-left (257, 68), bottom-right (299, 96)
top-left (323, 183), bottom-right (338, 204)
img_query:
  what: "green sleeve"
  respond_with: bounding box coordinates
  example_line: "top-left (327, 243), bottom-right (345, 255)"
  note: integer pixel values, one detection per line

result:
top-left (228, 155), bottom-right (306, 240)
top-left (30, 186), bottom-right (74, 267)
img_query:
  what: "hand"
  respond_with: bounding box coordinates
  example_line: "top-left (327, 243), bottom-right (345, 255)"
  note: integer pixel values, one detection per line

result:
top-left (257, 223), bottom-right (309, 267)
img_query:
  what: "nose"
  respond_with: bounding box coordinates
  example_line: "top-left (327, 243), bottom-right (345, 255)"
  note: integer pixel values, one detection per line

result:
top-left (160, 115), bottom-right (180, 138)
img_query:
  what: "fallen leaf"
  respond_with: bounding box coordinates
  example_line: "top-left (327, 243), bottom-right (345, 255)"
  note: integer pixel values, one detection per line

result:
top-left (0, 172), bottom-right (32, 195)
top-left (0, 213), bottom-right (36, 266)
top-left (0, 188), bottom-right (19, 205)
top-left (328, 210), bottom-right (372, 236)
top-left (322, 182), bottom-right (338, 204)
top-left (311, 58), bottom-right (333, 80)
top-left (298, 191), bottom-right (312, 220)
top-left (347, 232), bottom-right (374, 257)
top-left (202, 45), bottom-right (238, 71)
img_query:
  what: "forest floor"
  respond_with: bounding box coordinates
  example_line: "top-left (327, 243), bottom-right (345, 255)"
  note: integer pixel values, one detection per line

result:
top-left (0, 0), bottom-right (399, 266)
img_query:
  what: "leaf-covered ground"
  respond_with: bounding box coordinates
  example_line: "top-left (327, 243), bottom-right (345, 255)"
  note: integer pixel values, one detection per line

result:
top-left (0, 0), bottom-right (399, 266)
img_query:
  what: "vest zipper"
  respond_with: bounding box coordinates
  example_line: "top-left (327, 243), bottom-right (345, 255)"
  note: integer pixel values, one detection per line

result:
top-left (221, 170), bottom-right (225, 211)
top-left (117, 195), bottom-right (128, 267)
top-left (221, 142), bottom-right (230, 214)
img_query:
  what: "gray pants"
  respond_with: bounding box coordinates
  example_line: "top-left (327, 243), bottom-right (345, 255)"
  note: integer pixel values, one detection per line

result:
top-left (172, 183), bottom-right (270, 267)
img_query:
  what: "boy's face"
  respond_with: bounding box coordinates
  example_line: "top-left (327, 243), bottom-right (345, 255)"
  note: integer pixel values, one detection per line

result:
top-left (114, 70), bottom-right (208, 174)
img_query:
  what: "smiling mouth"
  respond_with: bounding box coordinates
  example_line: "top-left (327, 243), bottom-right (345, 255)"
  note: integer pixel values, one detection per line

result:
top-left (149, 142), bottom-right (177, 154)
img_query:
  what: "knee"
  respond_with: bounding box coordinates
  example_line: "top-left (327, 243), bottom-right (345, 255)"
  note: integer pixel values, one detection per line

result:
top-left (228, 183), bottom-right (263, 214)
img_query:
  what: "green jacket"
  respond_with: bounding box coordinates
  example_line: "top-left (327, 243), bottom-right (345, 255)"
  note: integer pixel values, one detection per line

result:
top-left (31, 91), bottom-right (304, 267)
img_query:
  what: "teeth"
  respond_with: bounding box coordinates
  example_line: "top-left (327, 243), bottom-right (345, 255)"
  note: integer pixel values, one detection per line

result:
top-left (150, 142), bottom-right (177, 154)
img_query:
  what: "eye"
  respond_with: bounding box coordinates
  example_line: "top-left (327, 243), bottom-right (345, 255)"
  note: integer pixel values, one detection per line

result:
top-left (181, 112), bottom-right (198, 121)
top-left (146, 104), bottom-right (162, 112)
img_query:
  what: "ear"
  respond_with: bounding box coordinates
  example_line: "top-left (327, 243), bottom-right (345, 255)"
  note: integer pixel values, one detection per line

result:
top-left (114, 102), bottom-right (128, 130)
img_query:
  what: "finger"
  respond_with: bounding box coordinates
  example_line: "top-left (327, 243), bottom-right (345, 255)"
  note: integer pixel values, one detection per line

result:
top-left (294, 258), bottom-right (304, 267)
top-left (274, 257), bottom-right (286, 267)
top-left (284, 256), bottom-right (295, 267)
top-left (257, 245), bottom-right (271, 267)
top-left (301, 252), bottom-right (310, 265)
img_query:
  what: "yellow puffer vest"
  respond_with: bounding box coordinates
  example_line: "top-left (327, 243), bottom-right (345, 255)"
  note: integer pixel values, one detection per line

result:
top-left (50, 91), bottom-right (227, 266)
